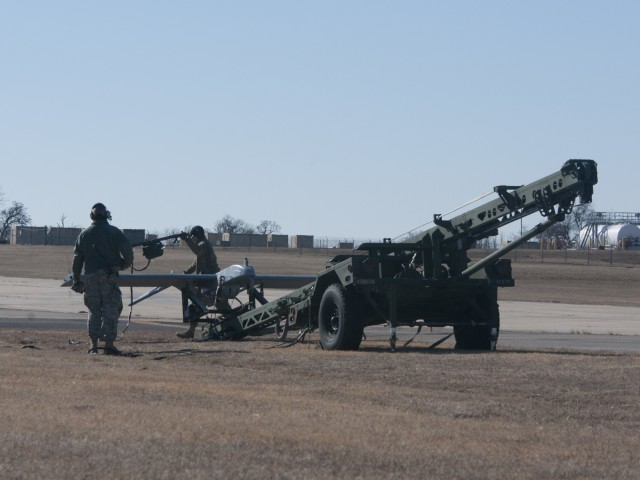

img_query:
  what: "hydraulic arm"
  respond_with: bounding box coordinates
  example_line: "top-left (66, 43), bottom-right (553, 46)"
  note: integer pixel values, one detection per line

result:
top-left (407, 159), bottom-right (598, 278)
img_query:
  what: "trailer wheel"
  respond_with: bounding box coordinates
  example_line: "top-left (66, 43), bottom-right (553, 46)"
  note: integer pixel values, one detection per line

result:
top-left (274, 316), bottom-right (288, 342)
top-left (454, 298), bottom-right (500, 351)
top-left (318, 284), bottom-right (363, 350)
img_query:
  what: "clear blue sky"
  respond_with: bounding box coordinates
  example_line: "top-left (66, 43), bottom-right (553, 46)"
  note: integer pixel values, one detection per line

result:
top-left (1, 1), bottom-right (638, 241)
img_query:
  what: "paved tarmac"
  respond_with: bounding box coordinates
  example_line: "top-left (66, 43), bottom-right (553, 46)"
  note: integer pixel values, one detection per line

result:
top-left (1, 276), bottom-right (639, 352)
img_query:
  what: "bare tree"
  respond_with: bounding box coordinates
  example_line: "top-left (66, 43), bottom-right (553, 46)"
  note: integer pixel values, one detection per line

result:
top-left (541, 221), bottom-right (571, 245)
top-left (56, 213), bottom-right (80, 229)
top-left (214, 215), bottom-right (255, 234)
top-left (256, 220), bottom-right (281, 235)
top-left (475, 236), bottom-right (498, 249)
top-left (531, 204), bottom-right (594, 247)
top-left (566, 203), bottom-right (594, 241)
top-left (0, 201), bottom-right (31, 241)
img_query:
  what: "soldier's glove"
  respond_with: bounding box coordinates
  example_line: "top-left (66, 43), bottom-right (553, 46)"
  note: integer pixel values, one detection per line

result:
top-left (71, 280), bottom-right (86, 294)
top-left (179, 231), bottom-right (189, 240)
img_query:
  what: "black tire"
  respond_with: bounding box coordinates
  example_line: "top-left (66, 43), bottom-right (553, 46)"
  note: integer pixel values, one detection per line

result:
top-left (454, 296), bottom-right (500, 351)
top-left (318, 284), bottom-right (363, 350)
top-left (274, 316), bottom-right (289, 342)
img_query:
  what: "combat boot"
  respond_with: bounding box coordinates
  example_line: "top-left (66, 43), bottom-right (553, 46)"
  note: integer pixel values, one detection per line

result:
top-left (88, 337), bottom-right (99, 355)
top-left (176, 323), bottom-right (196, 339)
top-left (103, 340), bottom-right (121, 355)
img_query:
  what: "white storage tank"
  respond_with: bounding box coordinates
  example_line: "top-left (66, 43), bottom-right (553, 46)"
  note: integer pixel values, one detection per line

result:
top-left (603, 224), bottom-right (640, 247)
top-left (579, 225), bottom-right (604, 248)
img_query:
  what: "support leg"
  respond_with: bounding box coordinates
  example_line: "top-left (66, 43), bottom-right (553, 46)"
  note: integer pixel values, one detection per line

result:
top-left (388, 285), bottom-right (398, 352)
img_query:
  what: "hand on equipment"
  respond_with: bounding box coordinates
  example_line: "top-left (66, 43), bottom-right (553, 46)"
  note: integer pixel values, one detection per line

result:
top-left (71, 280), bottom-right (86, 294)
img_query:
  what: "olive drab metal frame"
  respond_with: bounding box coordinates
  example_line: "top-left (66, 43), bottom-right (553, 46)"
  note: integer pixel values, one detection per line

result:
top-left (208, 160), bottom-right (598, 351)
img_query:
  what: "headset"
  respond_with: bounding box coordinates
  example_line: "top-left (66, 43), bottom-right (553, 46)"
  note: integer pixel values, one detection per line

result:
top-left (90, 203), bottom-right (112, 221)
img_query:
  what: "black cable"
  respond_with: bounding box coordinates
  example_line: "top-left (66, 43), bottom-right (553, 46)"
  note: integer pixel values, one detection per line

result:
top-left (132, 258), bottom-right (152, 271)
top-left (269, 327), bottom-right (311, 349)
top-left (402, 325), bottom-right (423, 348)
top-left (116, 264), bottom-right (135, 342)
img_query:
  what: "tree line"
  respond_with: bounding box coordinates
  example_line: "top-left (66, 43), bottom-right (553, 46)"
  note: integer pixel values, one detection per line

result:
top-left (0, 186), bottom-right (285, 243)
top-left (0, 184), bottom-right (594, 248)
top-left (159, 215), bottom-right (282, 239)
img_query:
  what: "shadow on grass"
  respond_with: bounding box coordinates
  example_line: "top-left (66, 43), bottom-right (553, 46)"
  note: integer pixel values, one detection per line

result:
top-left (147, 348), bottom-right (250, 360)
top-left (353, 343), bottom-right (629, 357)
top-left (494, 346), bottom-right (630, 357)
top-left (66, 341), bottom-right (250, 360)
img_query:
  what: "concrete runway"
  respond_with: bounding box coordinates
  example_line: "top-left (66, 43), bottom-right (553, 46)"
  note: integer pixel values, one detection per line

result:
top-left (1, 276), bottom-right (639, 352)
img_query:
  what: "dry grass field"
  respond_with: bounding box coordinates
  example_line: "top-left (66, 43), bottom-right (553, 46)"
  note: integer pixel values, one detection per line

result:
top-left (1, 245), bottom-right (640, 479)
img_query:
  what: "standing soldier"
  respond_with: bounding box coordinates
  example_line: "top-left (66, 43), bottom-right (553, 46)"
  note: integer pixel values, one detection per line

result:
top-left (176, 225), bottom-right (220, 339)
top-left (71, 203), bottom-right (134, 354)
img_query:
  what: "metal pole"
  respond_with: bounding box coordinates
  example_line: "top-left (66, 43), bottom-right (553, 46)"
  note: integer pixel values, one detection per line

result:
top-left (460, 220), bottom-right (557, 279)
top-left (387, 285), bottom-right (398, 352)
top-left (610, 244), bottom-right (613, 266)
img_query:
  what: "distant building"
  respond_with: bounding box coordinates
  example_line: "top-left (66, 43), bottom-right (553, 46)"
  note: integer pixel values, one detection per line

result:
top-left (267, 234), bottom-right (288, 248)
top-left (9, 225), bottom-right (146, 246)
top-left (10, 226), bottom-right (47, 245)
top-left (218, 233), bottom-right (267, 248)
top-left (207, 232), bottom-right (223, 246)
top-left (291, 235), bottom-right (314, 249)
top-left (123, 229), bottom-right (146, 245)
top-left (47, 227), bottom-right (82, 246)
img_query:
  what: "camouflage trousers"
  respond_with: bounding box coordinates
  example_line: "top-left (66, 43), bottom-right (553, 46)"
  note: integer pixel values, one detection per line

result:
top-left (83, 271), bottom-right (123, 342)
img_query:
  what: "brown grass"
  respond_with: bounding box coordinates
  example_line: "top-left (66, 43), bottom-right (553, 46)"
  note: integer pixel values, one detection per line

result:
top-left (1, 245), bottom-right (640, 479)
top-left (2, 330), bottom-right (640, 479)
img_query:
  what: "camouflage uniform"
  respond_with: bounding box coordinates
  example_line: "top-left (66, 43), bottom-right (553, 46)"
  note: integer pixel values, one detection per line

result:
top-left (72, 218), bottom-right (133, 344)
top-left (83, 272), bottom-right (123, 340)
top-left (181, 235), bottom-right (220, 330)
top-left (183, 235), bottom-right (219, 276)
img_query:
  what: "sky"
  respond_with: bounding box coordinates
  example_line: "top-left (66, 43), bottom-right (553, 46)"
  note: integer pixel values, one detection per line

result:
top-left (1, 1), bottom-right (638, 243)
